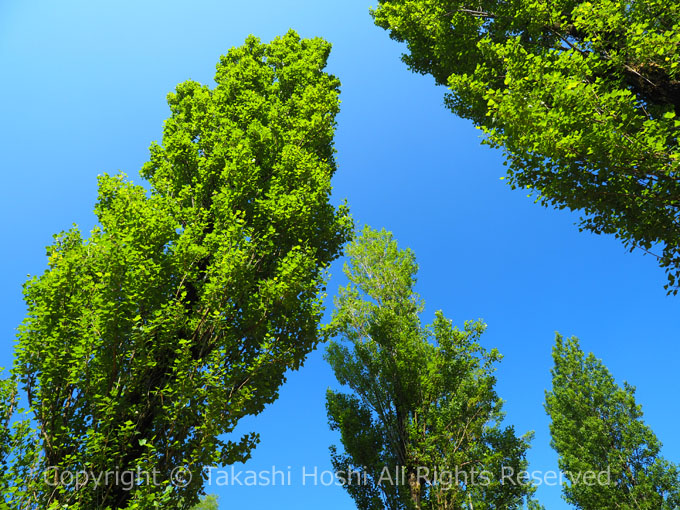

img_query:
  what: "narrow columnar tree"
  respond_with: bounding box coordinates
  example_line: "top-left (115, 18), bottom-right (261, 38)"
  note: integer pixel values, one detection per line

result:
top-left (371, 0), bottom-right (680, 293)
top-left (13, 30), bottom-right (351, 509)
top-left (546, 335), bottom-right (680, 509)
top-left (326, 226), bottom-right (538, 510)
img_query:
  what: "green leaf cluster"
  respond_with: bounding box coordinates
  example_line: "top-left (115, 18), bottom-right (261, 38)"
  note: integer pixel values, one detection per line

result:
top-left (189, 495), bottom-right (218, 510)
top-left (0, 372), bottom-right (41, 507)
top-left (372, 0), bottom-right (680, 293)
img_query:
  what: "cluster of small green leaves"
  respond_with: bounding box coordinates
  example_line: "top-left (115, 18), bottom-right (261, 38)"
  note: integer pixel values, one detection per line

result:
top-left (12, 30), bottom-right (351, 509)
top-left (189, 495), bottom-right (218, 510)
top-left (0, 372), bottom-right (41, 507)
top-left (372, 0), bottom-right (680, 292)
top-left (545, 335), bottom-right (680, 509)
top-left (325, 227), bottom-right (538, 510)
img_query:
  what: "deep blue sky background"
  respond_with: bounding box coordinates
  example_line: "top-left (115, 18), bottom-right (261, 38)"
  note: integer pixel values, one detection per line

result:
top-left (1, 1), bottom-right (678, 508)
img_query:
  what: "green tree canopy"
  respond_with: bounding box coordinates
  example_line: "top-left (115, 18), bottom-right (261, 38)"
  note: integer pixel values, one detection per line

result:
top-left (325, 226), bottom-right (538, 510)
top-left (372, 0), bottom-right (680, 293)
top-left (190, 495), bottom-right (218, 510)
top-left (545, 335), bottom-right (680, 509)
top-left (12, 30), bottom-right (351, 509)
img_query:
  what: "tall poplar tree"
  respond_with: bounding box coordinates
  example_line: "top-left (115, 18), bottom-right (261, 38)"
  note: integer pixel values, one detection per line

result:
top-left (545, 335), bottom-right (680, 509)
top-left (371, 0), bottom-right (680, 293)
top-left (11, 30), bottom-right (351, 509)
top-left (325, 227), bottom-right (538, 510)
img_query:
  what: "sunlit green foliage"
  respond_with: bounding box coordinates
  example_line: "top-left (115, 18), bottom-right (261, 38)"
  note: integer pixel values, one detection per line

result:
top-left (372, 0), bottom-right (680, 292)
top-left (326, 227), bottom-right (538, 510)
top-left (12, 30), bottom-right (351, 509)
top-left (546, 335), bottom-right (680, 509)
top-left (190, 495), bottom-right (218, 510)
top-left (0, 373), bottom-right (40, 506)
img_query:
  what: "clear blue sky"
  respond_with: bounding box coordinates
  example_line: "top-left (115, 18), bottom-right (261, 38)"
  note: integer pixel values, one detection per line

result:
top-left (1, 1), bottom-right (678, 508)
